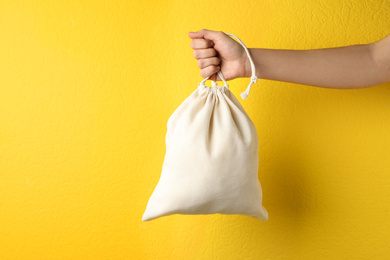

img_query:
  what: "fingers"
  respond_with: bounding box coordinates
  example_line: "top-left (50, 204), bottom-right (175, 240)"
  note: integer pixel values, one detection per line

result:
top-left (188, 29), bottom-right (224, 80)
top-left (190, 39), bottom-right (214, 49)
top-left (197, 57), bottom-right (221, 69)
top-left (200, 65), bottom-right (220, 79)
top-left (193, 48), bottom-right (217, 59)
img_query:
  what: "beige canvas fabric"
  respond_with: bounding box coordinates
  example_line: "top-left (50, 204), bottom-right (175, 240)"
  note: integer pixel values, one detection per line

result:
top-left (142, 33), bottom-right (268, 221)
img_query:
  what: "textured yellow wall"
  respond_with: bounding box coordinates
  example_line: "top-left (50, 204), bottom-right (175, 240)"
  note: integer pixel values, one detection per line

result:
top-left (1, 0), bottom-right (390, 259)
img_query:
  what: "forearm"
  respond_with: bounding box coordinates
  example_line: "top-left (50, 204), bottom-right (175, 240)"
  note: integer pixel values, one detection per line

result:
top-left (245, 43), bottom-right (385, 89)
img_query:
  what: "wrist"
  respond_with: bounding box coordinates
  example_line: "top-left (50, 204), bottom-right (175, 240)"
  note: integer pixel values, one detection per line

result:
top-left (246, 48), bottom-right (267, 80)
top-left (243, 48), bottom-right (259, 78)
top-left (242, 50), bottom-right (251, 78)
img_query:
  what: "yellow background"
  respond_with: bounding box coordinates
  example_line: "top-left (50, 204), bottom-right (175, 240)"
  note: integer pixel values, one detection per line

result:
top-left (1, 0), bottom-right (390, 259)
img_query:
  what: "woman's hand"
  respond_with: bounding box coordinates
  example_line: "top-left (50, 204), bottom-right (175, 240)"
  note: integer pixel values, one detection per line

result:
top-left (188, 29), bottom-right (249, 82)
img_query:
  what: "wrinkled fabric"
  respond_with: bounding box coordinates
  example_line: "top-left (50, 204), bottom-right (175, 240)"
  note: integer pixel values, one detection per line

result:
top-left (142, 83), bottom-right (268, 221)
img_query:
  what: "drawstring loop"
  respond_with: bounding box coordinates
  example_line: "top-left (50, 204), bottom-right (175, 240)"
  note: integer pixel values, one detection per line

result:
top-left (199, 70), bottom-right (228, 88)
top-left (198, 32), bottom-right (258, 100)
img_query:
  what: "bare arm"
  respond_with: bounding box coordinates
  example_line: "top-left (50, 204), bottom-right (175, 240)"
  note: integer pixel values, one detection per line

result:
top-left (189, 29), bottom-right (390, 89)
top-left (244, 35), bottom-right (390, 89)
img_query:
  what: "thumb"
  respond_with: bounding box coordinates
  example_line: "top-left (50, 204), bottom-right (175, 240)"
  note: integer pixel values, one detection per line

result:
top-left (188, 29), bottom-right (221, 41)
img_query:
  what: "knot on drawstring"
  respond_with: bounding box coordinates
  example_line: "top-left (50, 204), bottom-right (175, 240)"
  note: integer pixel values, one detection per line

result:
top-left (211, 81), bottom-right (218, 87)
top-left (240, 76), bottom-right (258, 100)
top-left (250, 75), bottom-right (258, 84)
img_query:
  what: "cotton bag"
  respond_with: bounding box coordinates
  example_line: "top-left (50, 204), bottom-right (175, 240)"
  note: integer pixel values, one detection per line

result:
top-left (142, 32), bottom-right (268, 221)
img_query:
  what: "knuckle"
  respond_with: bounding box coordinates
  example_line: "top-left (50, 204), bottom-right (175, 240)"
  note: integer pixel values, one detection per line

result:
top-left (197, 59), bottom-right (203, 68)
top-left (202, 39), bottom-right (209, 48)
top-left (197, 39), bottom-right (204, 48)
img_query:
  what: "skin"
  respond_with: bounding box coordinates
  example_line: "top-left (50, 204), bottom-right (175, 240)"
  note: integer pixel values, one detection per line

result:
top-left (188, 29), bottom-right (390, 89)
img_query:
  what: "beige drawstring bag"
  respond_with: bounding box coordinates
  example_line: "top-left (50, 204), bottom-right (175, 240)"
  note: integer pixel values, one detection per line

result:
top-left (142, 32), bottom-right (268, 221)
